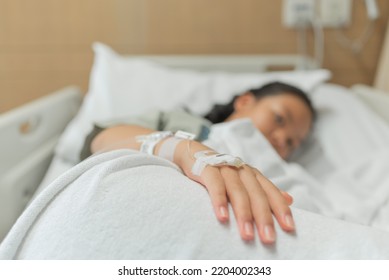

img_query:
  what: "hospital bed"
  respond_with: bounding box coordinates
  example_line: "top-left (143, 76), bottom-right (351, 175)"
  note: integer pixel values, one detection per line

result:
top-left (1, 42), bottom-right (389, 259)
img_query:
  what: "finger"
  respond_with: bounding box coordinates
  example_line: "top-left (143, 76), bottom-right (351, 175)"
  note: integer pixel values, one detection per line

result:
top-left (254, 170), bottom-right (295, 232)
top-left (221, 166), bottom-right (254, 241)
top-left (239, 166), bottom-right (276, 244)
top-left (281, 191), bottom-right (294, 205)
top-left (202, 167), bottom-right (229, 223)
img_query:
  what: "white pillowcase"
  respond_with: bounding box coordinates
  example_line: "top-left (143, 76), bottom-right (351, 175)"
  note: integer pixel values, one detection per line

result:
top-left (311, 84), bottom-right (389, 168)
top-left (289, 83), bottom-right (389, 179)
top-left (55, 42), bottom-right (331, 164)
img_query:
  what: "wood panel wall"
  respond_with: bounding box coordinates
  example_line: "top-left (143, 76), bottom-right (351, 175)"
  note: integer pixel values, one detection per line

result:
top-left (0, 0), bottom-right (388, 113)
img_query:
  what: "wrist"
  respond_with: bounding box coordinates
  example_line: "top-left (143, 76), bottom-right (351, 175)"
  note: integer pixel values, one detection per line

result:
top-left (146, 130), bottom-right (195, 165)
top-left (173, 140), bottom-right (209, 178)
top-left (172, 139), bottom-right (189, 167)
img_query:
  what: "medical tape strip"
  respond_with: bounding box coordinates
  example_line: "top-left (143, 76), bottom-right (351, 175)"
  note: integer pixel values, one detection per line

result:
top-left (134, 129), bottom-right (196, 161)
top-left (158, 130), bottom-right (196, 161)
top-left (191, 150), bottom-right (245, 176)
top-left (157, 137), bottom-right (183, 162)
top-left (137, 131), bottom-right (173, 155)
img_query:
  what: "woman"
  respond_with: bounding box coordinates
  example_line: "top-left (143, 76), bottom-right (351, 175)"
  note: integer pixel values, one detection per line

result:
top-left (83, 82), bottom-right (315, 244)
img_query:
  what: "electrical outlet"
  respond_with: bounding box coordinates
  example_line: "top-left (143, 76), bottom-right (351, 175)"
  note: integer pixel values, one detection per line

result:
top-left (283, 0), bottom-right (316, 28)
top-left (319, 0), bottom-right (352, 27)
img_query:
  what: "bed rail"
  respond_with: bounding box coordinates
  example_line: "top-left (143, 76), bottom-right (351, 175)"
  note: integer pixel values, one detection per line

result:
top-left (0, 86), bottom-right (82, 241)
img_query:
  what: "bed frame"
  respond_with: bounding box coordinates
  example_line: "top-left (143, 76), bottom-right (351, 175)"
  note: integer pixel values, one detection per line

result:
top-left (0, 86), bottom-right (82, 239)
top-left (123, 54), bottom-right (319, 72)
top-left (0, 54), bottom-right (388, 241)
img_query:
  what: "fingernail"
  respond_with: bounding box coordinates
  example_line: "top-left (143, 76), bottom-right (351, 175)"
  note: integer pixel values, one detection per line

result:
top-left (219, 206), bottom-right (228, 219)
top-left (244, 222), bottom-right (254, 238)
top-left (263, 225), bottom-right (276, 243)
top-left (284, 214), bottom-right (295, 230)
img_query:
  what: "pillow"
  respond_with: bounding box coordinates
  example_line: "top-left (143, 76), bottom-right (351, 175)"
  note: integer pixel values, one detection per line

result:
top-left (55, 42), bottom-right (331, 164)
top-left (310, 84), bottom-right (389, 168)
top-left (351, 84), bottom-right (389, 125)
top-left (289, 83), bottom-right (389, 179)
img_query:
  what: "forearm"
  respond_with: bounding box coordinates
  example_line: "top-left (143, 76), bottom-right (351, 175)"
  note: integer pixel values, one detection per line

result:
top-left (91, 125), bottom-right (155, 154)
top-left (91, 124), bottom-right (211, 176)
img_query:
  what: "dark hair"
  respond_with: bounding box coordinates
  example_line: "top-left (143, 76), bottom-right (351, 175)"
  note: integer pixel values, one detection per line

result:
top-left (203, 81), bottom-right (316, 124)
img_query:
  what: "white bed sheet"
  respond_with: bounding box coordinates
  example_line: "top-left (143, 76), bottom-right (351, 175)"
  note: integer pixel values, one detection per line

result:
top-left (2, 149), bottom-right (389, 260)
top-left (34, 157), bottom-right (73, 198)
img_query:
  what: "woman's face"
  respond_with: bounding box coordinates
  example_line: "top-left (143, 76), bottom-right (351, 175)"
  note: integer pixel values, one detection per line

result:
top-left (228, 92), bottom-right (313, 159)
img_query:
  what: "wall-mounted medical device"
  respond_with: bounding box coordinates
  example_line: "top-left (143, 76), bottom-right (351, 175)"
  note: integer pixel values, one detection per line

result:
top-left (283, 0), bottom-right (379, 28)
top-left (282, 0), bottom-right (380, 66)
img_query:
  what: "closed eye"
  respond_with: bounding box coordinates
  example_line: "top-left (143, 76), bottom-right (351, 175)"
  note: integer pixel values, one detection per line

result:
top-left (275, 113), bottom-right (285, 126)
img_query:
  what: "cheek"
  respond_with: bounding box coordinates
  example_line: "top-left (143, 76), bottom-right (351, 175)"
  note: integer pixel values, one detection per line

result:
top-left (250, 112), bottom-right (274, 135)
top-left (299, 119), bottom-right (313, 139)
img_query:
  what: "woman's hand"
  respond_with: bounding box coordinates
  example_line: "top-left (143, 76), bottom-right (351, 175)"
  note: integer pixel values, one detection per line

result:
top-left (173, 140), bottom-right (295, 244)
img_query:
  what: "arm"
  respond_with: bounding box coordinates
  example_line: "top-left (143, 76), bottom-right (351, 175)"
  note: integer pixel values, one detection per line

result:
top-left (91, 124), bottom-right (295, 244)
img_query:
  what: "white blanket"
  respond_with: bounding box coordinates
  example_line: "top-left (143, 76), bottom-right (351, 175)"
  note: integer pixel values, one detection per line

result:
top-left (1, 120), bottom-right (389, 259)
